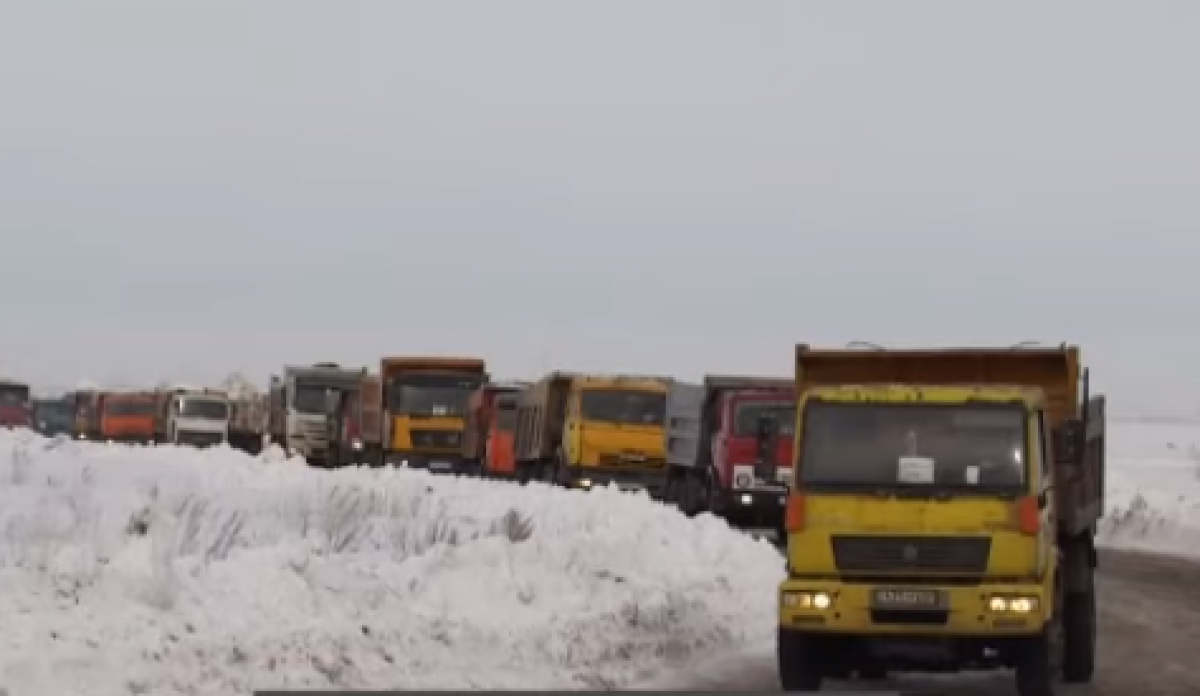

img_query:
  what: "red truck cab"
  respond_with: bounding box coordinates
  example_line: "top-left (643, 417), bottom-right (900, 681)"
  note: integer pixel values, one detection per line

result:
top-left (0, 380), bottom-right (32, 429)
top-left (464, 382), bottom-right (527, 478)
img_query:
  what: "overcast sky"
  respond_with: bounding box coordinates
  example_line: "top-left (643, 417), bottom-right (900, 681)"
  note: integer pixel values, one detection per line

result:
top-left (1, 1), bottom-right (1197, 414)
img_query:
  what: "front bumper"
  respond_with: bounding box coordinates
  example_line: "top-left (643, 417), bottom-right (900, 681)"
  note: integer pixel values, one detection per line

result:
top-left (385, 451), bottom-right (469, 474)
top-left (778, 579), bottom-right (1050, 636)
top-left (564, 465), bottom-right (664, 497)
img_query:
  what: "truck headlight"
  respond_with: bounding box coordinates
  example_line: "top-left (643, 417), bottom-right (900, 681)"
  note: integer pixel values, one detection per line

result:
top-left (987, 595), bottom-right (1039, 613)
top-left (352, 439), bottom-right (363, 450)
top-left (782, 591), bottom-right (833, 610)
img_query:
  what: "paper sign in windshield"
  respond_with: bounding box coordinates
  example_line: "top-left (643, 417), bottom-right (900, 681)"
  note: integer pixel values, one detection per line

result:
top-left (897, 455), bottom-right (935, 484)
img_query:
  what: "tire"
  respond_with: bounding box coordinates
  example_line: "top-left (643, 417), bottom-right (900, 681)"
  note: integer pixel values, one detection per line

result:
top-left (1062, 589), bottom-right (1096, 683)
top-left (1014, 629), bottom-right (1058, 696)
top-left (777, 628), bottom-right (822, 691)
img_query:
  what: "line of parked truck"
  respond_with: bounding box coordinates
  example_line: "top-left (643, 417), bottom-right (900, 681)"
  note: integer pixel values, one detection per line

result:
top-left (3, 356), bottom-right (802, 538)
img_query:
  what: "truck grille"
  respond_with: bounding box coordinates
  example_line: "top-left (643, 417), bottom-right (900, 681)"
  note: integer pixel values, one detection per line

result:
top-left (177, 431), bottom-right (224, 448)
top-left (597, 453), bottom-right (666, 467)
top-left (410, 429), bottom-right (462, 449)
top-left (830, 535), bottom-right (991, 574)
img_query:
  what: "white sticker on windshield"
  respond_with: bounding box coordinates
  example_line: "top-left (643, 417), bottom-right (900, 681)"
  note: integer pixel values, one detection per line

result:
top-left (964, 465), bottom-right (980, 485)
top-left (897, 456), bottom-right (935, 484)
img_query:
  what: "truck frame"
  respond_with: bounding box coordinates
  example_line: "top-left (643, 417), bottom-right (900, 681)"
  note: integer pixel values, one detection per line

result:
top-left (776, 344), bottom-right (1103, 696)
top-left (663, 374), bottom-right (795, 538)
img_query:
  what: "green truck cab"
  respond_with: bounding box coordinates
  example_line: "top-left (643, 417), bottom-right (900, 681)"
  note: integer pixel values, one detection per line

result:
top-left (777, 344), bottom-right (1103, 696)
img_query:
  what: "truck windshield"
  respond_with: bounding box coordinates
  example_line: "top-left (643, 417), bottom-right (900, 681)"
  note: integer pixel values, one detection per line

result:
top-left (292, 384), bottom-right (334, 415)
top-left (495, 405), bottom-right (517, 431)
top-left (180, 399), bottom-right (229, 420)
top-left (386, 373), bottom-right (484, 417)
top-left (798, 402), bottom-right (1028, 492)
top-left (580, 389), bottom-right (666, 426)
top-left (733, 402), bottom-right (796, 437)
top-left (104, 400), bottom-right (156, 417)
top-left (0, 384), bottom-right (30, 406)
top-left (35, 402), bottom-right (72, 423)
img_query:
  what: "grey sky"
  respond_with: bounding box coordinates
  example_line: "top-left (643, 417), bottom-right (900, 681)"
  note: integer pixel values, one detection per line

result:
top-left (1, 1), bottom-right (1197, 414)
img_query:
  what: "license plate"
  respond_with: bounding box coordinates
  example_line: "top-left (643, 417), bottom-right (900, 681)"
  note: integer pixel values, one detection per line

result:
top-left (870, 587), bottom-right (947, 609)
top-left (428, 461), bottom-right (452, 471)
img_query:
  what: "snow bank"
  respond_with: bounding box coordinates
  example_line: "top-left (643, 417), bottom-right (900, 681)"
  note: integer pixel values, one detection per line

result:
top-left (1098, 420), bottom-right (1200, 557)
top-left (0, 432), bottom-right (784, 695)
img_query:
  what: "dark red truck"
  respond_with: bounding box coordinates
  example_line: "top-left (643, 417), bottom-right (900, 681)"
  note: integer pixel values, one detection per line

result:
top-left (0, 380), bottom-right (33, 430)
top-left (662, 374), bottom-right (795, 539)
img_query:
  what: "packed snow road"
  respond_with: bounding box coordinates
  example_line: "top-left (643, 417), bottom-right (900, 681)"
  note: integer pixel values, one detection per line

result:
top-left (643, 548), bottom-right (1200, 695)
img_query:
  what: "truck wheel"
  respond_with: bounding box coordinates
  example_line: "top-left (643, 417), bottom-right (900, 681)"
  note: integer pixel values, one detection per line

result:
top-left (1014, 627), bottom-right (1059, 696)
top-left (1062, 588), bottom-right (1096, 683)
top-left (777, 628), bottom-right (822, 691)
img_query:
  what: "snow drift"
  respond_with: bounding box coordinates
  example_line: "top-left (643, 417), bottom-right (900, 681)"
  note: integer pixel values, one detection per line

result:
top-left (0, 432), bottom-right (785, 695)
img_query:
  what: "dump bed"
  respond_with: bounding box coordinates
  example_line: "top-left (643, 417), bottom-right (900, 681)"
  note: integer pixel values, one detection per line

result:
top-left (796, 345), bottom-right (1080, 427)
top-left (513, 372), bottom-right (574, 462)
top-left (795, 343), bottom-right (1104, 535)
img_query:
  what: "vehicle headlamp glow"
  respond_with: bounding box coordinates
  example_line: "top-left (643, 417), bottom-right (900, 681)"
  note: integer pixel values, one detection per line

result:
top-left (782, 590), bottom-right (833, 610)
top-left (578, 479), bottom-right (592, 489)
top-left (987, 595), bottom-right (1038, 613)
top-left (740, 494), bottom-right (753, 505)
top-left (352, 439), bottom-right (363, 450)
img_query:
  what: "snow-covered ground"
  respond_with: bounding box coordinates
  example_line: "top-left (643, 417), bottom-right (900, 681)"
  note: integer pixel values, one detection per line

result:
top-left (0, 419), bottom-right (1196, 695)
top-left (1100, 419), bottom-right (1200, 555)
top-left (0, 431), bottom-right (784, 694)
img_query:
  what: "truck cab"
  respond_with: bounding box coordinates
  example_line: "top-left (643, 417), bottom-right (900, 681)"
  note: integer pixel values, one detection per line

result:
top-left (271, 364), bottom-right (367, 466)
top-left (464, 382), bottom-right (527, 478)
top-left (664, 374), bottom-right (794, 535)
top-left (326, 373), bottom-right (382, 467)
top-left (380, 357), bottom-right (488, 474)
top-left (514, 372), bottom-right (670, 495)
top-left (100, 392), bottom-right (158, 444)
top-left (32, 397), bottom-right (74, 437)
top-left (164, 390), bottom-right (231, 447)
top-left (777, 344), bottom-right (1103, 696)
top-left (0, 380), bottom-right (32, 429)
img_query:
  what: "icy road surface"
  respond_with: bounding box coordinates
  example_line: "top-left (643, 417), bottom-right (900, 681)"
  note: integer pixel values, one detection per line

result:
top-left (641, 549), bottom-right (1200, 695)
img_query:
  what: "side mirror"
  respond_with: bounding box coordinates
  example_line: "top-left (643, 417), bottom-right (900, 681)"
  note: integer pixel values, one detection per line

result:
top-left (1052, 420), bottom-right (1085, 464)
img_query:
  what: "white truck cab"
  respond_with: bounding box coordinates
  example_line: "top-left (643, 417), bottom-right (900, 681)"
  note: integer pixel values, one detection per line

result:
top-left (167, 391), bottom-right (231, 447)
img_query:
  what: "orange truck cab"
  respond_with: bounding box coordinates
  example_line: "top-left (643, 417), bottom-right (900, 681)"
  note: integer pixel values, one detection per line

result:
top-left (464, 382), bottom-right (528, 478)
top-left (100, 392), bottom-right (159, 444)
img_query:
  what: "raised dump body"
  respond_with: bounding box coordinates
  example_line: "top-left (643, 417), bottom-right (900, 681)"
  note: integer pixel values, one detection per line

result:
top-left (379, 356), bottom-right (488, 473)
top-left (463, 382), bottom-right (528, 478)
top-left (514, 371), bottom-right (670, 495)
top-left (777, 343), bottom-right (1105, 695)
top-left (664, 374), bottom-right (795, 532)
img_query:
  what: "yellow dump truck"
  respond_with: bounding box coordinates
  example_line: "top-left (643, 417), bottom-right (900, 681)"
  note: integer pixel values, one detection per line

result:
top-left (777, 344), bottom-right (1104, 696)
top-left (513, 371), bottom-right (669, 496)
top-left (379, 356), bottom-right (488, 474)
